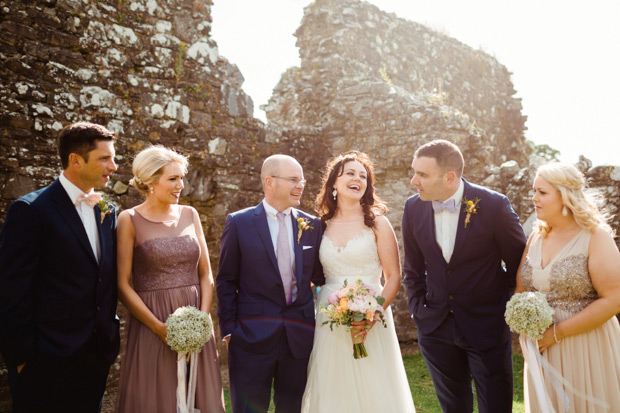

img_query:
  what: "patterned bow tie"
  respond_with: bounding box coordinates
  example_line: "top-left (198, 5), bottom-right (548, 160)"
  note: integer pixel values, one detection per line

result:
top-left (432, 199), bottom-right (458, 213)
top-left (75, 192), bottom-right (101, 208)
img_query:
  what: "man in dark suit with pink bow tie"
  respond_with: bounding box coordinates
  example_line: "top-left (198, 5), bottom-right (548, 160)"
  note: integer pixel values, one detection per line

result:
top-left (216, 154), bottom-right (324, 413)
top-left (0, 122), bottom-right (120, 412)
top-left (402, 140), bottom-right (526, 413)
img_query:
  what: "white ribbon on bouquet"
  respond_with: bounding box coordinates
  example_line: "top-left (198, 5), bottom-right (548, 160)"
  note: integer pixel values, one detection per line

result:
top-left (176, 352), bottom-right (200, 413)
top-left (521, 335), bottom-right (610, 412)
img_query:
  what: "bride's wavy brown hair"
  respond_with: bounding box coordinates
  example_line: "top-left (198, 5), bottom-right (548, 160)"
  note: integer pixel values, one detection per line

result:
top-left (315, 151), bottom-right (387, 229)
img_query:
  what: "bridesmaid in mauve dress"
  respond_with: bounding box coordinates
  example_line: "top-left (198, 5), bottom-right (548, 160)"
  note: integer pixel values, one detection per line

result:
top-left (116, 146), bottom-right (224, 412)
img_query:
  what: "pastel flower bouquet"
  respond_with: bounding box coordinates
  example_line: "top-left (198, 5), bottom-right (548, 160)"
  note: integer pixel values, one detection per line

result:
top-left (319, 278), bottom-right (386, 359)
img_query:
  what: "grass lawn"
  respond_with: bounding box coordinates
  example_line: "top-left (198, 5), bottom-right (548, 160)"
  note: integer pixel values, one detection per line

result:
top-left (223, 352), bottom-right (525, 412)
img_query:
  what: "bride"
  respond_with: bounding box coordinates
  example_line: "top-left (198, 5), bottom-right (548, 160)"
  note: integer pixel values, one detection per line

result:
top-left (301, 151), bottom-right (415, 412)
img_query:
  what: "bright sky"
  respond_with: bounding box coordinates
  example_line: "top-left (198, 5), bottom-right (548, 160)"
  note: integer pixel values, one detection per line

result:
top-left (211, 0), bottom-right (620, 166)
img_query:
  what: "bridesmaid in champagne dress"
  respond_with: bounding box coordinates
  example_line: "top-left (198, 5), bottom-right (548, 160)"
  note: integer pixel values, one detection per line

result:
top-left (516, 162), bottom-right (620, 412)
top-left (116, 146), bottom-right (224, 412)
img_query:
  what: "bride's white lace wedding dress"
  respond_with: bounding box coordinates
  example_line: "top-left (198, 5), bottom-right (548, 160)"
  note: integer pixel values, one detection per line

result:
top-left (301, 223), bottom-right (415, 412)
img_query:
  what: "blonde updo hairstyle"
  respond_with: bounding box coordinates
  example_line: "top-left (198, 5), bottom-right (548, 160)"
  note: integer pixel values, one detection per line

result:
top-left (535, 162), bottom-right (612, 237)
top-left (129, 145), bottom-right (188, 195)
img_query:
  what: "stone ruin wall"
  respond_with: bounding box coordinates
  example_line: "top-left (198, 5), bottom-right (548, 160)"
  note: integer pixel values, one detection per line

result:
top-left (264, 0), bottom-right (620, 340)
top-left (0, 0), bottom-right (619, 409)
top-left (0, 0), bottom-right (328, 408)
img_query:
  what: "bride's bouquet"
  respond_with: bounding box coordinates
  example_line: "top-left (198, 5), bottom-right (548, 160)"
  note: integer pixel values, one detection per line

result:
top-left (504, 291), bottom-right (554, 341)
top-left (319, 277), bottom-right (386, 359)
top-left (165, 306), bottom-right (213, 413)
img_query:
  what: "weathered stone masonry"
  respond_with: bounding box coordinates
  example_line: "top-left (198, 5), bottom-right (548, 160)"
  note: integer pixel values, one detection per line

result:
top-left (0, 0), bottom-right (618, 409)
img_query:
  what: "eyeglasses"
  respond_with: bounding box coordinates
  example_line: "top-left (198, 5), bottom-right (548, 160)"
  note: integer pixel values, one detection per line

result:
top-left (270, 176), bottom-right (307, 186)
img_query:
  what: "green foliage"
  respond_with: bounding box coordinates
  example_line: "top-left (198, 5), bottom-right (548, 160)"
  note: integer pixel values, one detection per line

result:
top-left (116, 0), bottom-right (125, 24)
top-left (184, 84), bottom-right (212, 99)
top-left (175, 41), bottom-right (187, 79)
top-left (426, 88), bottom-right (448, 105)
top-left (378, 66), bottom-right (393, 85)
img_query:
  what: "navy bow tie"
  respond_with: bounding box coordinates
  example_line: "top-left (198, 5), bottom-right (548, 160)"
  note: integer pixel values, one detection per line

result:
top-left (432, 199), bottom-right (458, 213)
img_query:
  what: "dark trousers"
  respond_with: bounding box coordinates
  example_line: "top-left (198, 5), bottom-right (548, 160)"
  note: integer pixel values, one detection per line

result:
top-left (228, 332), bottom-right (309, 413)
top-left (418, 314), bottom-right (513, 413)
top-left (7, 338), bottom-right (111, 413)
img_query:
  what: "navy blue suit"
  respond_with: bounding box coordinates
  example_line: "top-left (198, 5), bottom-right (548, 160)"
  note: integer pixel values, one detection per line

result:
top-left (0, 179), bottom-right (120, 412)
top-left (216, 203), bottom-right (324, 413)
top-left (403, 179), bottom-right (526, 413)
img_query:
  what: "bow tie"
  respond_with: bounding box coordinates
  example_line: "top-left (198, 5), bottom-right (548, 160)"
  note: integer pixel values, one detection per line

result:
top-left (75, 192), bottom-right (101, 208)
top-left (432, 199), bottom-right (458, 213)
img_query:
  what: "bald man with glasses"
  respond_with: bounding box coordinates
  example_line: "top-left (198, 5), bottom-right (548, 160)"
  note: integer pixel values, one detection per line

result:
top-left (216, 154), bottom-right (325, 413)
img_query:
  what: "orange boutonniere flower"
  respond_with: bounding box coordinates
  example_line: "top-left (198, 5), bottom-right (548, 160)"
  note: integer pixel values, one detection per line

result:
top-left (462, 197), bottom-right (480, 228)
top-left (296, 217), bottom-right (314, 244)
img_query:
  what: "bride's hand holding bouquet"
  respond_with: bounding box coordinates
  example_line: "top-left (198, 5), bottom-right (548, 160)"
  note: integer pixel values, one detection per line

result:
top-left (319, 277), bottom-right (387, 359)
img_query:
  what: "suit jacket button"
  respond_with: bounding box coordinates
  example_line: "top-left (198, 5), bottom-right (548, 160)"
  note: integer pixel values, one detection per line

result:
top-left (98, 277), bottom-right (102, 282)
top-left (96, 305), bottom-right (101, 311)
top-left (448, 295), bottom-right (454, 300)
top-left (446, 269), bottom-right (451, 275)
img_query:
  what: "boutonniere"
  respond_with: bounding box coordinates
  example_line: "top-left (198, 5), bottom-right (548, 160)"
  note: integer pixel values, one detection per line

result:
top-left (296, 217), bottom-right (314, 244)
top-left (462, 196), bottom-right (480, 228)
top-left (97, 195), bottom-right (113, 224)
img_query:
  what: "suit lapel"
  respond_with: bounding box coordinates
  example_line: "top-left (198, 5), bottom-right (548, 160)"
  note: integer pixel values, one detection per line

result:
top-left (94, 204), bottom-right (105, 266)
top-left (291, 209), bottom-right (303, 285)
top-left (451, 179), bottom-right (473, 262)
top-left (253, 203), bottom-right (279, 272)
top-left (49, 180), bottom-right (98, 264)
top-left (420, 201), bottom-right (446, 264)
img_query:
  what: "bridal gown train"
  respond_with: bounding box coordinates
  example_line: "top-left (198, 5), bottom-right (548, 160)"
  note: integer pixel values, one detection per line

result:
top-left (302, 225), bottom-right (415, 412)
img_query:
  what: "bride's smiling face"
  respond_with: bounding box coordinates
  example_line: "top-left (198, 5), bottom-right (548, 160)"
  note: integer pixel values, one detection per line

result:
top-left (333, 160), bottom-right (368, 201)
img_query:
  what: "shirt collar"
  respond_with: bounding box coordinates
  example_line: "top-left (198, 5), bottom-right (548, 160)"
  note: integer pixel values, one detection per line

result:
top-left (262, 199), bottom-right (292, 220)
top-left (445, 179), bottom-right (465, 205)
top-left (59, 172), bottom-right (93, 205)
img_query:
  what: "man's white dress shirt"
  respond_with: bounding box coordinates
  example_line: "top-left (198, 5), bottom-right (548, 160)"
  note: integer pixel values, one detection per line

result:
top-left (59, 173), bottom-right (101, 262)
top-left (434, 180), bottom-right (464, 263)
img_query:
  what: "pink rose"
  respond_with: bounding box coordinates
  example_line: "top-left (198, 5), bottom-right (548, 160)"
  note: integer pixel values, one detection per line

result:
top-left (363, 284), bottom-right (375, 296)
top-left (328, 291), bottom-right (340, 305)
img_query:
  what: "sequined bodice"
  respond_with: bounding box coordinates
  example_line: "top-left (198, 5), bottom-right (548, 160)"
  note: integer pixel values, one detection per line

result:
top-left (130, 207), bottom-right (200, 292)
top-left (521, 229), bottom-right (597, 313)
top-left (319, 227), bottom-right (382, 287)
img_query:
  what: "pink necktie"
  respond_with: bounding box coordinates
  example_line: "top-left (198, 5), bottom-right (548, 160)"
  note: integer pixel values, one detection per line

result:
top-left (277, 212), bottom-right (294, 305)
top-left (75, 192), bottom-right (101, 208)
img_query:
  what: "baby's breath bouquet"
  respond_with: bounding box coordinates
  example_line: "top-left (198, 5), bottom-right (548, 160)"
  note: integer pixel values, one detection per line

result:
top-left (505, 292), bottom-right (554, 341)
top-left (165, 306), bottom-right (212, 413)
top-left (166, 305), bottom-right (213, 353)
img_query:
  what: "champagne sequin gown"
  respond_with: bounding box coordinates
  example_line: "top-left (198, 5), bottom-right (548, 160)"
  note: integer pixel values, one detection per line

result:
top-left (116, 207), bottom-right (224, 412)
top-left (520, 229), bottom-right (620, 412)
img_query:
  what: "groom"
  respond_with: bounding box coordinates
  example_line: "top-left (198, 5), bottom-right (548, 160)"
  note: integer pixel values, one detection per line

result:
top-left (216, 154), bottom-right (324, 413)
top-left (402, 140), bottom-right (526, 413)
top-left (0, 122), bottom-right (120, 412)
